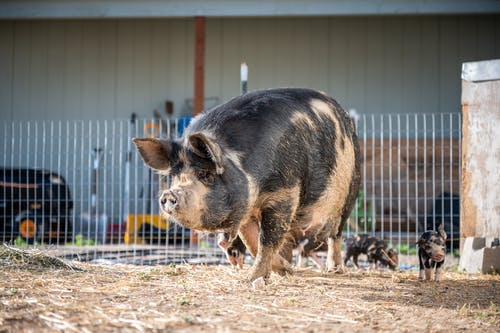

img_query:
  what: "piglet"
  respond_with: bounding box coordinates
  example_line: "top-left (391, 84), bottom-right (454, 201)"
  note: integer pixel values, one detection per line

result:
top-left (344, 234), bottom-right (399, 270)
top-left (218, 233), bottom-right (246, 269)
top-left (417, 224), bottom-right (447, 281)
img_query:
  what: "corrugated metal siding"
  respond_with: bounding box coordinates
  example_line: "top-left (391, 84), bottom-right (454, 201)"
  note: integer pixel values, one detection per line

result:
top-left (1, 16), bottom-right (499, 121)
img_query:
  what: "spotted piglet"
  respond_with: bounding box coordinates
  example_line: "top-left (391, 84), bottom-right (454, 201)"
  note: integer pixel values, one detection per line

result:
top-left (417, 224), bottom-right (447, 281)
top-left (344, 234), bottom-right (399, 270)
top-left (217, 233), bottom-right (247, 269)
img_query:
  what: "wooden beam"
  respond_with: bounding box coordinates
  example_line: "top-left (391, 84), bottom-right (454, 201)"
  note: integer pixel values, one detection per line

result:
top-left (193, 16), bottom-right (205, 116)
top-left (1, 1), bottom-right (499, 18)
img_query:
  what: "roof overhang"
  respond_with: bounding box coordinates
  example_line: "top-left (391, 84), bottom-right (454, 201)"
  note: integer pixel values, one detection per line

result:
top-left (1, 0), bottom-right (500, 19)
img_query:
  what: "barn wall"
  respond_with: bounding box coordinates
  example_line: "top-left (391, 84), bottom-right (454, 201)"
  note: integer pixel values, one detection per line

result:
top-left (1, 15), bottom-right (500, 122)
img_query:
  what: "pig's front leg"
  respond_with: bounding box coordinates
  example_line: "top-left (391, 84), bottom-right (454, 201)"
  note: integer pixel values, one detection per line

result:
top-left (418, 248), bottom-right (425, 279)
top-left (434, 261), bottom-right (444, 282)
top-left (238, 215), bottom-right (260, 258)
top-left (247, 205), bottom-right (293, 282)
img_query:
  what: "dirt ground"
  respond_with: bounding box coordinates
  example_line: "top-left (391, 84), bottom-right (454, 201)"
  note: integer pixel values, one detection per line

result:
top-left (1, 247), bottom-right (499, 333)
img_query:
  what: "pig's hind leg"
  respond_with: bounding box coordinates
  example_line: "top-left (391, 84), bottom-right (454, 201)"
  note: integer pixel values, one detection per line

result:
top-left (326, 235), bottom-right (344, 273)
top-left (321, 216), bottom-right (344, 273)
top-left (309, 251), bottom-right (325, 269)
top-left (352, 254), bottom-right (360, 269)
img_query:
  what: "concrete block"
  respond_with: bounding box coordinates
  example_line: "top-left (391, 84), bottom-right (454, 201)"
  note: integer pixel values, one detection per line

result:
top-left (459, 237), bottom-right (500, 274)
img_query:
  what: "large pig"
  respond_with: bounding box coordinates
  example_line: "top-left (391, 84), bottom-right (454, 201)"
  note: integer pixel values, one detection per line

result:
top-left (134, 88), bottom-right (361, 282)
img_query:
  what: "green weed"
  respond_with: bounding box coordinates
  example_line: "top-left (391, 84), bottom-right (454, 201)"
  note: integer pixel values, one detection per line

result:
top-left (14, 237), bottom-right (29, 248)
top-left (138, 272), bottom-right (152, 281)
top-left (68, 234), bottom-right (95, 246)
top-left (395, 243), bottom-right (418, 255)
top-left (178, 298), bottom-right (191, 306)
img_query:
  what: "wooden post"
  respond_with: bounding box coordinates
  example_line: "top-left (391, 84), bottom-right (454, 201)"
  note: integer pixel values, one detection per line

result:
top-left (193, 16), bottom-right (205, 116)
top-left (191, 16), bottom-right (205, 246)
top-left (459, 59), bottom-right (500, 274)
top-left (461, 59), bottom-right (500, 248)
top-left (240, 62), bottom-right (248, 94)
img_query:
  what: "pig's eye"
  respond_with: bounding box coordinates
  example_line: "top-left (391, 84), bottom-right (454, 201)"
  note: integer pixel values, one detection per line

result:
top-left (195, 170), bottom-right (215, 184)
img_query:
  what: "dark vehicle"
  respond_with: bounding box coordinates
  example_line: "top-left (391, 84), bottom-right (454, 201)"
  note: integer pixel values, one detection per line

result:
top-left (0, 167), bottom-right (73, 244)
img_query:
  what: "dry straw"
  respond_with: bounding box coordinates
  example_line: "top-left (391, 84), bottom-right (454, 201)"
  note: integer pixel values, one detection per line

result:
top-left (0, 245), bottom-right (498, 332)
top-left (0, 244), bottom-right (81, 271)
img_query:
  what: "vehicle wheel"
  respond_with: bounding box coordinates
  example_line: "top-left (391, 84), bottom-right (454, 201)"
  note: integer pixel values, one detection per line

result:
top-left (15, 212), bottom-right (40, 244)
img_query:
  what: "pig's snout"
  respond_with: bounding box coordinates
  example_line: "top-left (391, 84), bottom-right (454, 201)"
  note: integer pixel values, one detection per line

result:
top-left (218, 237), bottom-right (229, 250)
top-left (433, 252), bottom-right (445, 262)
top-left (160, 190), bottom-right (179, 214)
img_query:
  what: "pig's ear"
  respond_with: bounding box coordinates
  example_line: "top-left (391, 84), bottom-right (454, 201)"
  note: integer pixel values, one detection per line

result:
top-left (133, 138), bottom-right (179, 171)
top-left (188, 132), bottom-right (224, 174)
top-left (437, 224), bottom-right (447, 240)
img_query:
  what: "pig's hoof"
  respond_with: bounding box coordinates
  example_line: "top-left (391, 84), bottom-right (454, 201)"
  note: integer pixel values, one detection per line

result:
top-left (251, 277), bottom-right (267, 289)
top-left (246, 269), bottom-right (271, 284)
top-left (326, 265), bottom-right (345, 274)
top-left (241, 274), bottom-right (269, 286)
top-left (274, 266), bottom-right (293, 277)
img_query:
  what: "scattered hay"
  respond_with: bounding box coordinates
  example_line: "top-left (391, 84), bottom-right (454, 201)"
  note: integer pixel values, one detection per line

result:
top-left (0, 244), bottom-right (81, 271)
top-left (0, 247), bottom-right (498, 332)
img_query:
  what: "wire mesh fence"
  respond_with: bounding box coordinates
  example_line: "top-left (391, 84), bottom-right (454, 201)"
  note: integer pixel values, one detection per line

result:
top-left (0, 113), bottom-right (461, 266)
top-left (346, 113), bottom-right (461, 257)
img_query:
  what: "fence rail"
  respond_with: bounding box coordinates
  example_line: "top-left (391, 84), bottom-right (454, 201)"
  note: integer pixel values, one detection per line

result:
top-left (1, 113), bottom-right (461, 266)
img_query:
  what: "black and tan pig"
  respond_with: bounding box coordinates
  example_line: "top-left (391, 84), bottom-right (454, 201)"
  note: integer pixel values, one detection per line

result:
top-left (417, 224), bottom-right (447, 281)
top-left (134, 88), bottom-right (361, 282)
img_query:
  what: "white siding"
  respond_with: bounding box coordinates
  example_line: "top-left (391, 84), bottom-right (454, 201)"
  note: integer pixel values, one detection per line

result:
top-left (1, 16), bottom-right (499, 122)
top-left (0, 22), bottom-right (13, 118)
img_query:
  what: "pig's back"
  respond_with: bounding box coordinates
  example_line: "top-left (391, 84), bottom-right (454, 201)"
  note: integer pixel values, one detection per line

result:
top-left (187, 88), bottom-right (360, 214)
